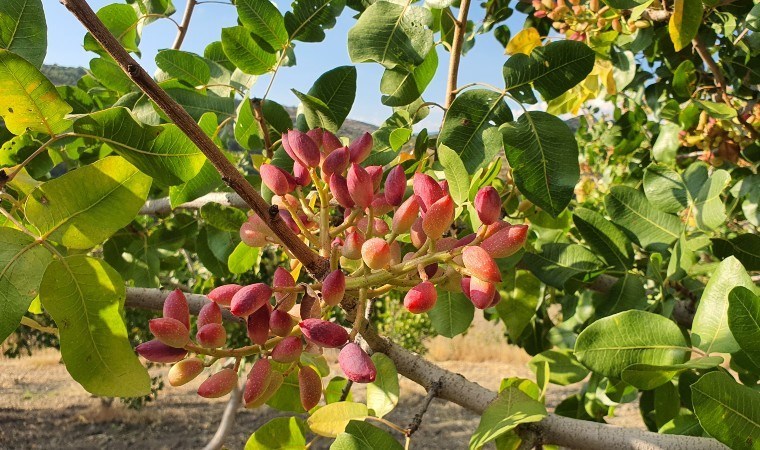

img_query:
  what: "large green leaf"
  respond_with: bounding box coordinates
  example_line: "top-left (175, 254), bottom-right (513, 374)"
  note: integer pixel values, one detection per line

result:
top-left (155, 49), bottom-right (211, 86)
top-left (83, 4), bottom-right (140, 55)
top-left (221, 26), bottom-right (277, 75)
top-left (307, 401), bottom-right (368, 437)
top-left (73, 107), bottom-right (206, 185)
top-left (604, 186), bottom-right (683, 251)
top-left (529, 349), bottom-right (589, 386)
top-left (380, 48), bottom-right (437, 107)
top-left (169, 161), bottom-right (224, 208)
top-left (436, 144), bottom-right (470, 205)
top-left (428, 289), bottom-right (474, 338)
top-left (572, 207), bottom-right (634, 270)
top-left (90, 57), bottom-right (135, 94)
top-left (0, 228), bottom-right (51, 342)
top-left (502, 40), bottom-right (595, 101)
top-left (728, 287), bottom-right (760, 367)
top-left (285, 0), bottom-right (345, 43)
top-left (160, 80), bottom-right (235, 121)
top-left (692, 169), bottom-right (729, 231)
top-left (594, 274), bottom-right (647, 317)
top-left (366, 353), bottom-right (399, 418)
top-left (347, 1), bottom-right (433, 70)
top-left (24, 156), bottom-right (151, 249)
top-left (712, 234), bottom-right (760, 271)
top-left (237, 0), bottom-right (288, 50)
top-left (643, 164), bottom-right (688, 213)
top-left (469, 386), bottom-right (548, 449)
top-left (245, 417), bottom-right (306, 449)
top-left (0, 49), bottom-right (72, 135)
top-left (523, 243), bottom-right (603, 289)
top-left (691, 371), bottom-right (760, 450)
top-left (651, 122), bottom-right (682, 163)
top-left (574, 310), bottom-right (691, 379)
top-left (40, 255), bottom-right (151, 397)
top-left (495, 270), bottom-right (541, 340)
top-left (621, 356), bottom-right (724, 390)
top-left (439, 89), bottom-right (512, 173)
top-left (668, 0), bottom-right (702, 52)
top-left (0, 0), bottom-right (46, 67)
top-left (501, 111), bottom-right (579, 217)
top-left (332, 420), bottom-right (404, 450)
top-left (295, 66), bottom-right (356, 132)
top-left (692, 257), bottom-right (755, 354)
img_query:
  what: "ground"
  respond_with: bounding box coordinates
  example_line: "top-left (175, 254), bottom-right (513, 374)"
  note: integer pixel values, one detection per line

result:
top-left (0, 321), bottom-right (642, 449)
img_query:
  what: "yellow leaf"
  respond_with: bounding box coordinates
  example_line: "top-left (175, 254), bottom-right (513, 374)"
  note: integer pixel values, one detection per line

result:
top-left (592, 59), bottom-right (616, 95)
top-left (668, 0), bottom-right (703, 51)
top-left (251, 154), bottom-right (265, 170)
top-left (290, 261), bottom-right (302, 281)
top-left (506, 28), bottom-right (541, 55)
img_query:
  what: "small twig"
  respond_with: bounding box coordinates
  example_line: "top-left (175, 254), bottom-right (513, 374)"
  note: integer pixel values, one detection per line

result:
top-left (172, 0), bottom-right (197, 50)
top-left (339, 380), bottom-right (354, 401)
top-left (251, 99), bottom-right (273, 158)
top-left (405, 378), bottom-right (443, 437)
top-left (445, 0), bottom-right (472, 108)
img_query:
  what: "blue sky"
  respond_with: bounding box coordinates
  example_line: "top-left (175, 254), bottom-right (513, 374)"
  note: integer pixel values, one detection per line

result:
top-left (42, 0), bottom-right (527, 128)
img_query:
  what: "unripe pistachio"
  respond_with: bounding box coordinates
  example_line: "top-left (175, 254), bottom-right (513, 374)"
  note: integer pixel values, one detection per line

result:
top-left (480, 224), bottom-right (528, 258)
top-left (247, 306), bottom-right (271, 346)
top-left (260, 164), bottom-right (295, 196)
top-left (208, 284), bottom-right (243, 307)
top-left (271, 336), bottom-right (303, 364)
top-left (370, 194), bottom-right (393, 216)
top-left (273, 267), bottom-right (296, 304)
top-left (300, 295), bottom-right (320, 320)
top-left (244, 358), bottom-right (272, 406)
top-left (149, 317), bottom-right (189, 348)
top-left (392, 196), bottom-right (419, 234)
top-left (198, 302), bottom-right (223, 329)
top-left (422, 194), bottom-right (455, 239)
top-left (230, 283), bottom-right (272, 317)
top-left (136, 339), bottom-right (188, 363)
top-left (240, 221), bottom-right (268, 247)
top-left (342, 230), bottom-right (365, 259)
top-left (474, 186), bottom-right (501, 225)
top-left (339, 343), bottom-right (377, 383)
top-left (347, 163), bottom-right (374, 209)
top-left (269, 310), bottom-right (295, 337)
top-left (322, 130), bottom-right (343, 154)
top-left (413, 173), bottom-right (443, 212)
top-left (462, 246), bottom-right (502, 283)
top-left (287, 130), bottom-right (321, 168)
top-left (198, 368), bottom-right (237, 398)
top-left (410, 217), bottom-right (426, 248)
top-left (365, 165), bottom-right (383, 192)
top-left (298, 365), bottom-right (322, 410)
top-left (384, 165), bottom-right (406, 206)
top-left (321, 146), bottom-right (350, 179)
top-left (196, 323), bottom-right (227, 348)
top-left (404, 281), bottom-right (438, 314)
top-left (361, 237), bottom-right (391, 270)
top-left (322, 269), bottom-right (346, 306)
top-left (163, 289), bottom-right (190, 330)
top-left (299, 319), bottom-right (349, 348)
top-left (348, 132), bottom-right (373, 163)
top-left (292, 161), bottom-right (311, 187)
top-left (329, 173), bottom-right (355, 209)
top-left (468, 276), bottom-right (496, 309)
top-left (168, 358), bottom-right (204, 386)
top-left (356, 216), bottom-right (390, 237)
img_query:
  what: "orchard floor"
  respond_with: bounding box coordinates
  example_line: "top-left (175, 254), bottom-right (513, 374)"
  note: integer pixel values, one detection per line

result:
top-left (0, 321), bottom-right (643, 449)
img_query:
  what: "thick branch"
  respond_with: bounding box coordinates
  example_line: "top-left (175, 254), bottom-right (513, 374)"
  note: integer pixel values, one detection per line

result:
top-left (139, 192), bottom-right (246, 215)
top-left (60, 0), bottom-right (330, 279)
top-left (445, 0), bottom-right (471, 108)
top-left (172, 0), bottom-right (197, 50)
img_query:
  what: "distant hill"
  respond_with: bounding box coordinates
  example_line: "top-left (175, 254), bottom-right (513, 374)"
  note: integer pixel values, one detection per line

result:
top-left (40, 65), bottom-right (377, 139)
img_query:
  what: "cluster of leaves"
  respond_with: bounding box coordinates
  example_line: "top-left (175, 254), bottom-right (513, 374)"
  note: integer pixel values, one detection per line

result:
top-left (0, 0), bottom-right (759, 448)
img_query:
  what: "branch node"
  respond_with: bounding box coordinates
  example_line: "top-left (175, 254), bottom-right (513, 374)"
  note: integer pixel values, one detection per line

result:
top-left (127, 64), bottom-right (138, 75)
top-left (268, 204), bottom-right (279, 219)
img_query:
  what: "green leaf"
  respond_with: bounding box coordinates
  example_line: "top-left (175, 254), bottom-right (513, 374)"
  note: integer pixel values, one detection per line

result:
top-left (572, 207), bottom-right (634, 270)
top-left (621, 356), bottom-right (724, 390)
top-left (0, 49), bottom-right (72, 135)
top-left (712, 234), bottom-right (760, 271)
top-left (501, 111), bottom-right (579, 217)
top-left (228, 242), bottom-right (260, 274)
top-left (643, 164), bottom-right (688, 213)
top-left (0, 228), bottom-right (51, 342)
top-left (439, 89), bottom-right (512, 173)
top-left (347, 1), bottom-right (433, 70)
top-left (748, 3), bottom-right (760, 32)
top-left (245, 416), bottom-right (306, 449)
top-left (691, 371), bottom-right (760, 450)
top-left (169, 161), bottom-right (224, 208)
top-left (285, 0), bottom-right (345, 43)
top-left (528, 349), bottom-right (589, 386)
top-left (672, 60), bottom-right (696, 99)
top-left (502, 40), bottom-right (595, 101)
top-left (668, 0), bottom-right (702, 51)
top-left (90, 57), bottom-right (135, 94)
top-left (267, 369), bottom-right (306, 413)
top-left (380, 49), bottom-right (438, 107)
top-left (574, 310), bottom-right (691, 379)
top-left (0, 0), bottom-right (46, 67)
top-left (200, 203), bottom-right (247, 232)
top-left (307, 401), bottom-right (368, 437)
top-left (728, 287), bottom-right (760, 367)
top-left (523, 243), bottom-right (603, 289)
top-left (325, 376), bottom-right (352, 404)
top-left (25, 156), bottom-right (151, 249)
top-left (388, 128), bottom-right (411, 151)
top-left (237, 0), bottom-right (288, 50)
top-left (594, 274), bottom-right (647, 318)
top-left (221, 26), bottom-right (277, 75)
top-left (604, 186), bottom-right (683, 251)
top-left (436, 144), bottom-right (470, 205)
top-left (296, 66), bottom-right (356, 132)
top-left (83, 4), bottom-right (140, 55)
top-left (40, 255), bottom-right (150, 397)
top-left (601, 0), bottom-right (650, 9)
top-left (651, 122), bottom-right (682, 164)
top-left (331, 420), bottom-right (404, 450)
top-left (692, 169), bottom-right (729, 231)
top-left (692, 257), bottom-right (755, 354)
top-left (155, 49), bottom-right (211, 86)
top-left (695, 100), bottom-right (736, 119)
top-left (469, 386), bottom-right (548, 449)
top-left (428, 289), bottom-right (474, 338)
top-left (366, 353), bottom-right (399, 418)
top-left (495, 270), bottom-right (541, 340)
top-left (159, 80), bottom-right (235, 121)
top-left (73, 107), bottom-right (206, 185)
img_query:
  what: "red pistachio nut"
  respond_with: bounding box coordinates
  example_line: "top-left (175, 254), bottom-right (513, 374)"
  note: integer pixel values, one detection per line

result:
top-left (338, 343), bottom-right (377, 383)
top-left (271, 335), bottom-right (303, 363)
top-left (149, 317), bottom-right (189, 348)
top-left (321, 269), bottom-right (346, 306)
top-left (292, 161), bottom-right (311, 187)
top-left (136, 339), bottom-right (188, 363)
top-left (163, 288), bottom-right (190, 330)
top-left (269, 309), bottom-right (295, 337)
top-left (404, 281), bottom-right (438, 314)
top-left (392, 195), bottom-right (419, 234)
top-left (207, 284), bottom-right (243, 307)
top-left (480, 224), bottom-right (529, 259)
top-left (287, 129), bottom-right (321, 168)
top-left (322, 130), bottom-right (343, 154)
top-left (330, 173), bottom-right (355, 209)
top-left (361, 237), bottom-right (391, 270)
top-left (348, 132), bottom-right (373, 163)
top-left (244, 358), bottom-right (272, 407)
top-left (298, 365), bottom-right (322, 410)
top-left (247, 306), bottom-right (271, 346)
top-left (197, 302), bottom-right (223, 329)
top-left (413, 172), bottom-right (443, 212)
top-left (474, 186), bottom-right (501, 225)
top-left (198, 368), bottom-right (237, 398)
top-left (260, 164), bottom-right (296, 196)
top-left (342, 230), bottom-right (365, 260)
top-left (462, 246), bottom-right (502, 283)
top-left (168, 358), bottom-right (204, 387)
top-left (365, 165), bottom-right (383, 192)
top-left (468, 276), bottom-right (497, 310)
top-left (299, 319), bottom-right (349, 348)
top-left (384, 165), bottom-right (406, 206)
top-left (196, 323), bottom-right (227, 348)
top-left (321, 146), bottom-right (350, 179)
top-left (230, 283), bottom-right (272, 317)
top-left (347, 163), bottom-right (374, 209)
top-left (422, 194), bottom-right (455, 239)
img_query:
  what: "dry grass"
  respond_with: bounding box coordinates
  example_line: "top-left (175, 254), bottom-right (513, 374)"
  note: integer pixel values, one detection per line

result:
top-left (426, 316), bottom-right (531, 365)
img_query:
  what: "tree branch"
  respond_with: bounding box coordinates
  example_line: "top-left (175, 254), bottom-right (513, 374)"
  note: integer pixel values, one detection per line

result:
top-left (172, 0), bottom-right (197, 50)
top-left (405, 378), bottom-right (442, 437)
top-left (445, 0), bottom-right (471, 108)
top-left (60, 0), bottom-right (330, 279)
top-left (139, 192), bottom-right (247, 215)
top-left (203, 379), bottom-right (242, 450)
